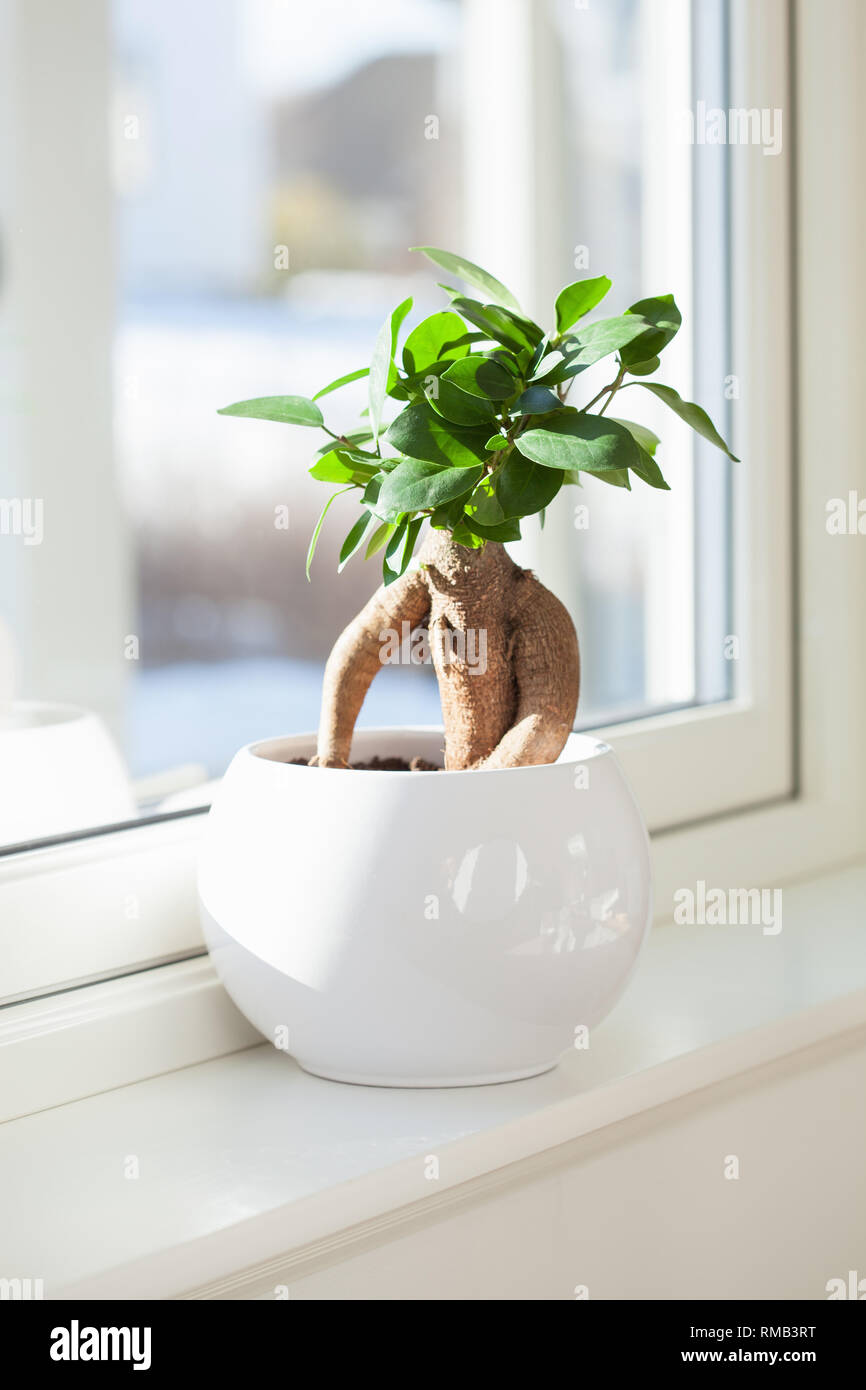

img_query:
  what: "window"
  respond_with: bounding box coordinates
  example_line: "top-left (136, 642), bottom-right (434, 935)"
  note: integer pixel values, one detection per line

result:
top-left (111, 0), bottom-right (740, 803)
top-left (3, 0), bottom-right (743, 844)
top-left (3, 0), bottom-right (863, 1010)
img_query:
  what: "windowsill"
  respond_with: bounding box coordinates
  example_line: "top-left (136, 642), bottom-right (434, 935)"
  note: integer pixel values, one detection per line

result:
top-left (2, 860), bottom-right (865, 1299)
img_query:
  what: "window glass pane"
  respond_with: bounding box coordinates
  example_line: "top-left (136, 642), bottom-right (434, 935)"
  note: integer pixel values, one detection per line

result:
top-left (520, 0), bottom-right (732, 724)
top-left (0, 0), bottom-right (733, 848)
top-left (114, 0), bottom-right (463, 793)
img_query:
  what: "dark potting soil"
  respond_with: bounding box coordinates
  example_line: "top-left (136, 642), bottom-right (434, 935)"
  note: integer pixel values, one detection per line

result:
top-left (287, 755), bottom-right (441, 772)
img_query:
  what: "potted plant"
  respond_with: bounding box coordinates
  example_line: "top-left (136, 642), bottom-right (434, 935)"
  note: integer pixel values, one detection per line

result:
top-left (199, 248), bottom-right (736, 1086)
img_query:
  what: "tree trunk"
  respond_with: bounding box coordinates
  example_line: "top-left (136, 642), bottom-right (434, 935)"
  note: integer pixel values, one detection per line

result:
top-left (315, 532), bottom-right (580, 771)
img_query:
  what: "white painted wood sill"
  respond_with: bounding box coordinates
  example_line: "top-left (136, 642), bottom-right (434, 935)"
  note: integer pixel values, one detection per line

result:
top-left (1, 860), bottom-right (865, 1299)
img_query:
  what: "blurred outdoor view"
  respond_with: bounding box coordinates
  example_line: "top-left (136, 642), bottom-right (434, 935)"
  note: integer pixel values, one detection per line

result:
top-left (113, 0), bottom-right (725, 787)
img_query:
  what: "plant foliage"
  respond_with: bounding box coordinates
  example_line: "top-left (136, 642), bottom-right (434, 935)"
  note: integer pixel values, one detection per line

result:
top-left (219, 249), bottom-right (738, 584)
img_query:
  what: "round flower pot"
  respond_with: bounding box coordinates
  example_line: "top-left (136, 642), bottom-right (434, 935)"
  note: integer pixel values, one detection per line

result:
top-left (199, 726), bottom-right (652, 1087)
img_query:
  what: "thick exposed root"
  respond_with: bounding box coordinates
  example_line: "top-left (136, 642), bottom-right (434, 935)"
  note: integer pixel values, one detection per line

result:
top-left (315, 534), bottom-right (580, 770)
top-left (473, 572), bottom-right (580, 770)
top-left (314, 566), bottom-right (431, 767)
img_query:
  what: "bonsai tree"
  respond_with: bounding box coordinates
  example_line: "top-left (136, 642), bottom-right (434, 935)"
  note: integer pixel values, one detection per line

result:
top-left (219, 248), bottom-right (736, 772)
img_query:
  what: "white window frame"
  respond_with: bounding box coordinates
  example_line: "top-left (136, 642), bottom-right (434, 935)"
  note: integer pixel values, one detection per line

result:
top-left (0, 0), bottom-right (130, 737)
top-left (2, 0), bottom-right (865, 1010)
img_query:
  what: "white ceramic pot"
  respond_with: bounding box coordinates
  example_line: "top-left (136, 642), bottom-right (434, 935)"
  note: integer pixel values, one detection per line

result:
top-left (199, 726), bottom-right (652, 1087)
top-left (0, 701), bottom-right (136, 845)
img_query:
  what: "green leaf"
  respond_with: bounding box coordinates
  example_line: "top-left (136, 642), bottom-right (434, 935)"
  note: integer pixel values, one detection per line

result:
top-left (381, 515), bottom-right (423, 584)
top-left (365, 520), bottom-right (395, 559)
top-left (382, 514), bottom-right (423, 584)
top-left (527, 336), bottom-right (552, 377)
top-left (585, 468), bottom-right (631, 489)
top-left (218, 395), bottom-right (323, 427)
top-left (414, 326), bottom-right (489, 357)
top-left (410, 245), bottom-right (522, 312)
top-left (554, 275), bottom-right (612, 334)
top-left (631, 445), bottom-right (671, 490)
top-left (451, 297), bottom-right (543, 355)
top-left (516, 412), bottom-right (640, 473)
top-left (493, 349), bottom-right (525, 377)
top-left (306, 487), bottom-right (353, 580)
top-left (385, 403), bottom-right (491, 468)
top-left (382, 517), bottom-right (408, 585)
top-left (391, 295), bottom-right (414, 347)
top-left (466, 480), bottom-right (505, 526)
top-left (496, 452), bottom-right (563, 518)
top-left (609, 417), bottom-right (660, 456)
top-left (402, 515), bottom-right (424, 569)
top-left (531, 317), bottom-right (651, 388)
top-left (424, 377), bottom-right (496, 426)
top-left (313, 367), bottom-right (369, 401)
top-left (531, 353), bottom-right (588, 388)
top-left (369, 296), bottom-right (413, 446)
top-left (627, 382), bottom-right (739, 459)
top-left (369, 322), bottom-right (394, 448)
top-left (450, 517), bottom-right (486, 549)
top-left (619, 295), bottom-right (681, 367)
top-left (402, 311), bottom-right (472, 377)
top-left (485, 433), bottom-right (510, 451)
top-left (440, 354), bottom-right (516, 401)
top-left (309, 449), bottom-right (377, 485)
top-left (626, 356), bottom-right (660, 377)
top-left (344, 447), bottom-right (384, 464)
top-left (514, 384), bottom-right (561, 415)
top-left (402, 357), bottom-right (451, 391)
top-left (564, 315), bottom-right (652, 367)
top-left (430, 496), bottom-right (468, 530)
top-left (337, 510), bottom-right (373, 570)
top-left (464, 515), bottom-right (522, 543)
top-left (309, 452), bottom-right (353, 484)
top-left (378, 457), bottom-right (484, 514)
top-left (315, 429), bottom-right (372, 454)
top-left (362, 471), bottom-right (399, 522)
